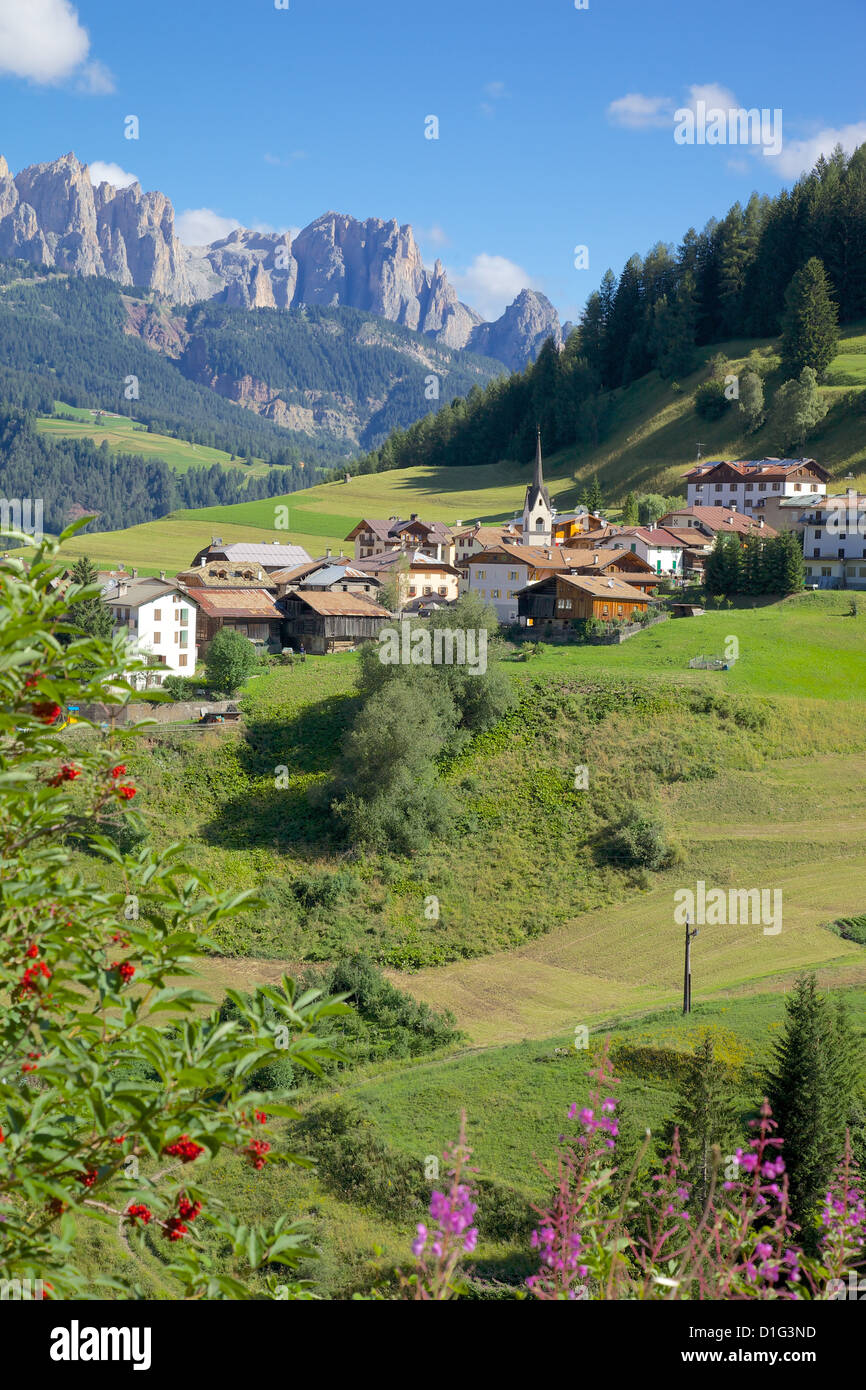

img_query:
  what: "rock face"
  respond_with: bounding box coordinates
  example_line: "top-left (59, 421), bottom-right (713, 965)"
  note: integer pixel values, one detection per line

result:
top-left (0, 153), bottom-right (562, 369)
top-left (468, 289), bottom-right (564, 371)
top-left (0, 152), bottom-right (190, 299)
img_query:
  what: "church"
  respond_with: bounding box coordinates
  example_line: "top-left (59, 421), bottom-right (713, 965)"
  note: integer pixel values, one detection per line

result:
top-left (521, 427), bottom-right (554, 546)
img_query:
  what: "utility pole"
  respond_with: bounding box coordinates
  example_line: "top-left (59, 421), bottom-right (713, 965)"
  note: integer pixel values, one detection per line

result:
top-left (683, 914), bottom-right (699, 1014)
top-left (696, 442), bottom-right (705, 461)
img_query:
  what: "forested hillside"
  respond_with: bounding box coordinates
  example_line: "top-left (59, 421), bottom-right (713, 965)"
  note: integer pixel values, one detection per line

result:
top-left (0, 408), bottom-right (304, 536)
top-left (353, 145), bottom-right (866, 486)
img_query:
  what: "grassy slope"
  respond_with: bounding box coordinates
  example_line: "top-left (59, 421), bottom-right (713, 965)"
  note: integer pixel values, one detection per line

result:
top-left (68, 596), bottom-right (866, 1297)
top-left (47, 322), bottom-right (866, 574)
top-left (37, 403), bottom-right (272, 478)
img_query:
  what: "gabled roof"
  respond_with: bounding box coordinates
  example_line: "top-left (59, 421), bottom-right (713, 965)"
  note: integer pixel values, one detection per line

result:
top-left (344, 517), bottom-right (452, 543)
top-left (353, 549), bottom-right (460, 575)
top-left (187, 589), bottom-right (282, 619)
top-left (558, 572), bottom-right (651, 600)
top-left (191, 542), bottom-right (312, 569)
top-left (683, 458), bottom-right (829, 482)
top-left (571, 548), bottom-right (656, 573)
top-left (302, 564), bottom-right (377, 587)
top-left (106, 579), bottom-right (177, 610)
top-left (616, 526), bottom-right (687, 547)
top-left (467, 543), bottom-right (567, 568)
top-left (284, 590), bottom-right (392, 617)
top-left (659, 507), bottom-right (777, 537)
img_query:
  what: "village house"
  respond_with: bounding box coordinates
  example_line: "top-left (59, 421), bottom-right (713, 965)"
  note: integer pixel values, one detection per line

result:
top-left (517, 572), bottom-right (652, 631)
top-left (106, 577), bottom-right (197, 689)
top-left (568, 548), bottom-right (661, 593)
top-left (466, 543), bottom-right (570, 624)
top-left (801, 492), bottom-right (866, 589)
top-left (609, 526), bottom-right (687, 577)
top-left (279, 584), bottom-right (392, 653)
top-left (345, 516), bottom-right (454, 564)
top-left (186, 588), bottom-right (284, 653)
top-left (351, 548), bottom-right (461, 609)
top-left (682, 459), bottom-right (829, 512)
top-left (550, 509), bottom-right (608, 546)
top-left (452, 521), bottom-right (522, 581)
top-left (189, 538), bottom-right (312, 574)
top-left (748, 492), bottom-right (827, 534)
top-left (658, 505), bottom-right (776, 541)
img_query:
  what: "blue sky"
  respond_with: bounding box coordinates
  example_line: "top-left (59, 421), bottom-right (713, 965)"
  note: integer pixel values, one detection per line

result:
top-left (1, 0), bottom-right (865, 323)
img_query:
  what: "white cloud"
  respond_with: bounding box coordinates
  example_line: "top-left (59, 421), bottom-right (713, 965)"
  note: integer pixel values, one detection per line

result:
top-left (682, 82), bottom-right (739, 116)
top-left (449, 253), bottom-right (537, 320)
top-left (264, 151), bottom-right (307, 166)
top-left (480, 79), bottom-right (508, 118)
top-left (606, 92), bottom-right (672, 129)
top-left (76, 59), bottom-right (115, 95)
top-left (768, 122), bottom-right (866, 179)
top-left (0, 0), bottom-right (114, 93)
top-left (88, 161), bottom-right (138, 189)
top-left (176, 208), bottom-right (242, 246)
top-left (417, 223), bottom-right (451, 249)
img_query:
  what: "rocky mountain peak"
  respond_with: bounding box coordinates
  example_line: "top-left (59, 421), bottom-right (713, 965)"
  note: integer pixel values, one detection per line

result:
top-left (0, 153), bottom-right (563, 369)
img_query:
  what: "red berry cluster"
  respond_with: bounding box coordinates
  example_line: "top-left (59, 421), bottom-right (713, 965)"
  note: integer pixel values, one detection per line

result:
top-left (163, 1134), bottom-right (205, 1163)
top-left (177, 1194), bottom-right (202, 1221)
top-left (117, 785), bottom-right (137, 800)
top-left (25, 942), bottom-right (38, 958)
top-left (78, 1168), bottom-right (99, 1188)
top-left (18, 960), bottom-right (51, 995)
top-left (31, 700), bottom-right (61, 724)
top-left (126, 1203), bottom-right (152, 1225)
top-left (22, 1051), bottom-right (41, 1073)
top-left (110, 960), bottom-right (135, 983)
top-left (254, 1110), bottom-right (268, 1125)
top-left (47, 1198), bottom-right (66, 1216)
top-left (110, 764), bottom-right (127, 778)
top-left (164, 1217), bottom-right (188, 1242)
top-left (24, 670), bottom-right (42, 690)
top-left (245, 1139), bottom-right (271, 1171)
top-left (48, 764), bottom-right (81, 787)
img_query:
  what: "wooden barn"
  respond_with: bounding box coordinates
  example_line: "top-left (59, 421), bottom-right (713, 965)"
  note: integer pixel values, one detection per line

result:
top-left (187, 589), bottom-right (284, 652)
top-left (518, 572), bottom-right (652, 629)
top-left (280, 589), bottom-right (393, 654)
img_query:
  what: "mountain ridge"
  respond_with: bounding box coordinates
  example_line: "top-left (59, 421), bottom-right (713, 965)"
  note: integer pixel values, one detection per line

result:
top-left (0, 153), bottom-right (562, 369)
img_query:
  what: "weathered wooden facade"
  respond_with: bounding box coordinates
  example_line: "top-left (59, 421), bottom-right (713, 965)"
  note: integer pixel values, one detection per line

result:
top-left (187, 589), bottom-right (284, 652)
top-left (280, 590), bottom-right (393, 654)
top-left (518, 573), bottom-right (651, 630)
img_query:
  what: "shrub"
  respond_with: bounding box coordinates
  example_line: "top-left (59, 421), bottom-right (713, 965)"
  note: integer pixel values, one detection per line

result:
top-left (204, 628), bottom-right (258, 696)
top-left (694, 379), bottom-right (729, 420)
top-left (605, 804), bottom-right (674, 871)
top-left (0, 534), bottom-right (350, 1299)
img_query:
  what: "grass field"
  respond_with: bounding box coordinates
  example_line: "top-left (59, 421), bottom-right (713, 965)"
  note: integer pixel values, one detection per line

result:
top-left (38, 403), bottom-right (272, 477)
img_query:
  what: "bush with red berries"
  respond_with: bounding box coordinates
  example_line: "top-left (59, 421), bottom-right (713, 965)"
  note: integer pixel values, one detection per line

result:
top-left (0, 533), bottom-right (351, 1300)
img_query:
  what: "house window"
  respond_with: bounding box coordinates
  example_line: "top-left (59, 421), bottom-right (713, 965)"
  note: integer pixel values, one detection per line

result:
top-left (813, 548), bottom-right (820, 558)
top-left (772, 483), bottom-right (781, 491)
top-left (476, 569), bottom-right (486, 579)
top-left (804, 566), bottom-right (813, 576)
top-left (153, 632), bottom-right (161, 644)
top-left (179, 608), bottom-right (188, 625)
top-left (491, 589), bottom-right (501, 599)
top-left (438, 586), bottom-right (447, 595)
top-left (617, 605), bottom-right (623, 615)
top-left (508, 570), bottom-right (519, 580)
top-left (173, 631), bottom-right (179, 644)
top-left (180, 632), bottom-right (188, 647)
top-left (153, 609), bottom-right (162, 621)
top-left (179, 655), bottom-right (188, 667)
top-left (745, 483), bottom-right (753, 491)
top-left (715, 483), bottom-right (722, 492)
top-left (758, 483), bottom-right (766, 491)
top-left (821, 567), bottom-right (832, 576)
top-left (423, 586), bottom-right (432, 595)
top-left (601, 605), bottom-right (609, 616)
top-left (408, 587), bottom-right (416, 597)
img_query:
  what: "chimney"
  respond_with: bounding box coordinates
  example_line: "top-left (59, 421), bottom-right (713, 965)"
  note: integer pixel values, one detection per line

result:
top-left (132, 567), bottom-right (138, 579)
top-left (159, 570), bottom-right (166, 582)
top-left (758, 517), bottom-right (765, 529)
top-left (339, 549), bottom-right (344, 558)
top-left (410, 513), bottom-right (418, 522)
top-left (326, 547), bottom-right (332, 558)
top-left (272, 539), bottom-right (279, 545)
top-left (200, 555), bottom-right (206, 567)
top-left (118, 582), bottom-right (127, 598)
top-left (593, 554), bottom-right (598, 565)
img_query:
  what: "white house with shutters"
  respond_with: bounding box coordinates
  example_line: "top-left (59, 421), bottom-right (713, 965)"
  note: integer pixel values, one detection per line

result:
top-left (682, 459), bottom-right (829, 512)
top-left (106, 578), bottom-right (197, 689)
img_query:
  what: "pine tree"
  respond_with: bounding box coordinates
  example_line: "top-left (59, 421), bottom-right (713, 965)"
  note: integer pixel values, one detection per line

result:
top-left (65, 556), bottom-right (114, 643)
top-left (585, 475), bottom-right (603, 513)
top-left (780, 258), bottom-right (840, 379)
top-left (660, 1033), bottom-right (740, 1209)
top-left (765, 975), bottom-right (859, 1242)
top-left (622, 491), bottom-right (639, 526)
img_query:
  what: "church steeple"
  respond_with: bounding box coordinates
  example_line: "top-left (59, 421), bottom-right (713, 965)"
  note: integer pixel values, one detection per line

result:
top-left (522, 425), bottom-right (553, 546)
